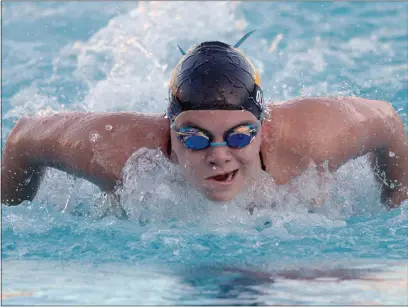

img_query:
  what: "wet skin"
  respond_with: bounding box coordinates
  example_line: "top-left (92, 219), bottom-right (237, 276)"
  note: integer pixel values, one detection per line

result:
top-left (170, 110), bottom-right (263, 202)
top-left (1, 97), bottom-right (407, 207)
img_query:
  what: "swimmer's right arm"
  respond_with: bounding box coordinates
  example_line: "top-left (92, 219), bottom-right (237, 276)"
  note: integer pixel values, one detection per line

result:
top-left (1, 113), bottom-right (170, 205)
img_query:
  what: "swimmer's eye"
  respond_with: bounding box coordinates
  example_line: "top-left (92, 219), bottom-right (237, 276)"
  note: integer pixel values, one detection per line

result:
top-left (173, 123), bottom-right (259, 150)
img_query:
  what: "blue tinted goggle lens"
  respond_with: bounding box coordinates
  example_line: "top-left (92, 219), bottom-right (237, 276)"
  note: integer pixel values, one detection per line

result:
top-left (226, 132), bottom-right (252, 148)
top-left (185, 135), bottom-right (210, 150)
top-left (175, 124), bottom-right (258, 151)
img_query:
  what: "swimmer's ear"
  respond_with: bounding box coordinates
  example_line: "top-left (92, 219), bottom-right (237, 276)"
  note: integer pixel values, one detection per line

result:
top-left (234, 30), bottom-right (256, 48)
top-left (177, 45), bottom-right (186, 55)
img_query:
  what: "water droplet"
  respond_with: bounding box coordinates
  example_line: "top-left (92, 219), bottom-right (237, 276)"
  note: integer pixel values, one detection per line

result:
top-left (389, 151), bottom-right (395, 157)
top-left (105, 124), bottom-right (113, 131)
top-left (212, 166), bottom-right (217, 170)
top-left (90, 133), bottom-right (101, 143)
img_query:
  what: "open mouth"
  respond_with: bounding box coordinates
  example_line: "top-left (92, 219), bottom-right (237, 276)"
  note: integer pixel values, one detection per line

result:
top-left (206, 169), bottom-right (238, 183)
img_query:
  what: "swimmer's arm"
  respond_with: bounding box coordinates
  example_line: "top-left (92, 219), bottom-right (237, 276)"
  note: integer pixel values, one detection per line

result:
top-left (263, 97), bottom-right (408, 207)
top-left (304, 98), bottom-right (408, 207)
top-left (370, 124), bottom-right (408, 208)
top-left (1, 112), bottom-right (170, 205)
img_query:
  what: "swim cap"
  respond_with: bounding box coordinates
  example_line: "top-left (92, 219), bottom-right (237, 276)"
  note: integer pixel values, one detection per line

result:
top-left (167, 34), bottom-right (264, 122)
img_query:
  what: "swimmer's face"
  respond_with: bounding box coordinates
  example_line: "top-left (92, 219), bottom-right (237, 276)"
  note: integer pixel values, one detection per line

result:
top-left (170, 110), bottom-right (263, 202)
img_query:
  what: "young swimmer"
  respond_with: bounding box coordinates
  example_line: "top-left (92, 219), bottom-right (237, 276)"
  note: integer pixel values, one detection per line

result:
top-left (2, 33), bottom-right (408, 207)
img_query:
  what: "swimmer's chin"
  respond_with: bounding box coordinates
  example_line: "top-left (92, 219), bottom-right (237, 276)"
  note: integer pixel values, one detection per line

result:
top-left (202, 190), bottom-right (237, 202)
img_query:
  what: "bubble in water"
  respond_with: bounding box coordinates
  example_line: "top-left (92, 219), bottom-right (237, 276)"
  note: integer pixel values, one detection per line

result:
top-left (89, 133), bottom-right (101, 142)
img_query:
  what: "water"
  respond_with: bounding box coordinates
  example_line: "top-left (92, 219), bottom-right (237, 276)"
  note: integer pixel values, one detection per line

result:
top-left (2, 1), bottom-right (408, 305)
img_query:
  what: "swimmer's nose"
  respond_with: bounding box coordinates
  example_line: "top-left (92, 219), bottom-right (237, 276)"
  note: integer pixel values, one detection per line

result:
top-left (206, 146), bottom-right (232, 166)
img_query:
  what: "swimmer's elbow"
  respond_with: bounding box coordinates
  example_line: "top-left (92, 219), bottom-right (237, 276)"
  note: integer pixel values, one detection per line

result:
top-left (1, 186), bottom-right (34, 206)
top-left (383, 185), bottom-right (408, 209)
top-left (2, 197), bottom-right (24, 206)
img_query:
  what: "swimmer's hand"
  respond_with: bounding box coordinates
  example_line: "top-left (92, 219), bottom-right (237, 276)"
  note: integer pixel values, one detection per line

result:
top-left (1, 113), bottom-right (170, 205)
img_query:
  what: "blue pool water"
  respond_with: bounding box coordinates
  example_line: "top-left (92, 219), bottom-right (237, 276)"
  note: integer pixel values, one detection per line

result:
top-left (2, 2), bottom-right (408, 305)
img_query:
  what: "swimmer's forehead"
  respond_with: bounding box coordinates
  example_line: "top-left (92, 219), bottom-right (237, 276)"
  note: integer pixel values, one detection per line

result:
top-left (174, 109), bottom-right (258, 128)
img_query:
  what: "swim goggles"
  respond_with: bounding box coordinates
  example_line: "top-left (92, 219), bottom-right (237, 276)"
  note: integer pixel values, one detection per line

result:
top-left (172, 123), bottom-right (259, 151)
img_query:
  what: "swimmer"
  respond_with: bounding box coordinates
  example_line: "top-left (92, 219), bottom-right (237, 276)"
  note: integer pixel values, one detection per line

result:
top-left (2, 32), bottom-right (407, 207)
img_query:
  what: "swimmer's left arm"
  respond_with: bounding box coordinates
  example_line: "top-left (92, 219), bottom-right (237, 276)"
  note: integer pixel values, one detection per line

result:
top-left (370, 116), bottom-right (408, 207)
top-left (314, 97), bottom-right (408, 207)
top-left (262, 97), bottom-right (408, 208)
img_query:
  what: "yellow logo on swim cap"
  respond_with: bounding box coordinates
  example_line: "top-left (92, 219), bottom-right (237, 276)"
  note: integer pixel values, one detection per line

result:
top-left (236, 48), bottom-right (261, 86)
top-left (231, 33), bottom-right (261, 87)
top-left (254, 68), bottom-right (261, 86)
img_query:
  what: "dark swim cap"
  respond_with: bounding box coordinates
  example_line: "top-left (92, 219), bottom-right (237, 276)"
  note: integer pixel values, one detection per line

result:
top-left (167, 35), bottom-right (264, 122)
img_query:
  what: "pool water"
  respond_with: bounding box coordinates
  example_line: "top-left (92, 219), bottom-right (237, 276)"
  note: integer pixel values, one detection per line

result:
top-left (2, 2), bottom-right (408, 305)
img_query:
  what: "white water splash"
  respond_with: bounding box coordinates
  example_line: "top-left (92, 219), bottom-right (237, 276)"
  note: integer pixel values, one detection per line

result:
top-left (34, 147), bottom-right (385, 229)
top-left (5, 1), bottom-right (402, 227)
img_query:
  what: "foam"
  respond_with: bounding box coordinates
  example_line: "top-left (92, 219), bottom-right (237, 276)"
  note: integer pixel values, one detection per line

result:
top-left (3, 1), bottom-right (406, 225)
top-left (32, 147), bottom-right (385, 230)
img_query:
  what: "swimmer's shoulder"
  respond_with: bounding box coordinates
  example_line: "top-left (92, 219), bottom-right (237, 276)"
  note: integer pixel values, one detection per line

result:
top-left (48, 111), bottom-right (170, 159)
top-left (266, 96), bottom-right (396, 118)
top-left (42, 111), bottom-right (169, 142)
top-left (262, 95), bottom-right (398, 158)
top-left (84, 111), bottom-right (170, 152)
top-left (264, 96), bottom-right (397, 135)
